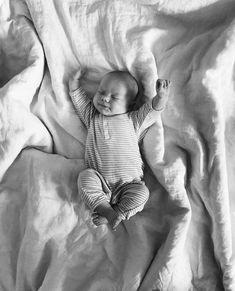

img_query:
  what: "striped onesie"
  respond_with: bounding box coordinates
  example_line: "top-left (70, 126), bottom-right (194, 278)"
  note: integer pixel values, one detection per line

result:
top-left (70, 88), bottom-right (161, 220)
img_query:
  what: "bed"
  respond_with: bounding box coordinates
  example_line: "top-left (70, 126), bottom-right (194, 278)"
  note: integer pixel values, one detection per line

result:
top-left (0, 0), bottom-right (235, 290)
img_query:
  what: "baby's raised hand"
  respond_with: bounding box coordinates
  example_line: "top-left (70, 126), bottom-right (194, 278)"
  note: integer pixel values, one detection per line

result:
top-left (74, 66), bottom-right (85, 79)
top-left (69, 67), bottom-right (86, 92)
top-left (156, 79), bottom-right (171, 99)
top-left (153, 79), bottom-right (171, 110)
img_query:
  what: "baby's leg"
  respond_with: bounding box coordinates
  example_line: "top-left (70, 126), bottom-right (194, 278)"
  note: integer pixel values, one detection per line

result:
top-left (78, 169), bottom-right (111, 226)
top-left (114, 181), bottom-right (150, 221)
top-left (93, 202), bottom-right (124, 230)
top-left (78, 169), bottom-right (122, 229)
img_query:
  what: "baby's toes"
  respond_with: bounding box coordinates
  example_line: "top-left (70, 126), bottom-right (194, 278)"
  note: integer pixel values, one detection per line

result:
top-left (92, 215), bottom-right (108, 226)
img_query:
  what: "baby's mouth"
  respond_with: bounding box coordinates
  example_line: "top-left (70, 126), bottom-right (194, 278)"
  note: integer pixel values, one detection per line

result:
top-left (99, 103), bottom-right (110, 109)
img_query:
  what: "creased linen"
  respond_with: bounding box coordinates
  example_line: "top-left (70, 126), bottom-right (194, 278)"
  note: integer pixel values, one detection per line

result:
top-left (0, 0), bottom-right (235, 290)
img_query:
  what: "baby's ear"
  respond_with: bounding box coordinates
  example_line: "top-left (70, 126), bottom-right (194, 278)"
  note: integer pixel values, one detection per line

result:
top-left (129, 95), bottom-right (139, 111)
top-left (133, 83), bottom-right (147, 110)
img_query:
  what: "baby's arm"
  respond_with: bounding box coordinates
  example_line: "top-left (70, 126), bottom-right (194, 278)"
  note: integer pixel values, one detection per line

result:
top-left (69, 67), bottom-right (84, 92)
top-left (69, 68), bottom-right (94, 128)
top-left (129, 79), bottom-right (170, 132)
top-left (152, 79), bottom-right (170, 111)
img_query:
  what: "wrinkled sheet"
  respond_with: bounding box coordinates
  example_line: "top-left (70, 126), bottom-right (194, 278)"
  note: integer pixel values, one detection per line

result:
top-left (0, 0), bottom-right (235, 290)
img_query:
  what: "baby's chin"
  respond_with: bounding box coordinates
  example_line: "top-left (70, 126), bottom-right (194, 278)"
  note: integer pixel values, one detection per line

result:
top-left (100, 110), bottom-right (116, 116)
top-left (96, 107), bottom-right (113, 116)
top-left (100, 110), bottom-right (127, 116)
top-left (96, 106), bottom-right (126, 116)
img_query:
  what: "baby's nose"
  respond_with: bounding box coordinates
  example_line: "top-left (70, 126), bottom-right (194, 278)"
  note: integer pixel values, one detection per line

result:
top-left (102, 95), bottom-right (111, 102)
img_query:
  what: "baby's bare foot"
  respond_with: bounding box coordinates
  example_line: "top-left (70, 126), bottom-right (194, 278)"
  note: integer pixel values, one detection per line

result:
top-left (109, 214), bottom-right (124, 230)
top-left (92, 213), bottom-right (108, 226)
top-left (93, 202), bottom-right (123, 230)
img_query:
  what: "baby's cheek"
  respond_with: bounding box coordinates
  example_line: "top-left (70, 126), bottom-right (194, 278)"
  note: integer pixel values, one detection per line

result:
top-left (93, 97), bottom-right (98, 106)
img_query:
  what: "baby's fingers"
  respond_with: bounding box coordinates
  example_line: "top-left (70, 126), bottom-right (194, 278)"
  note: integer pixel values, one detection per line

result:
top-left (165, 80), bottom-right (171, 87)
top-left (74, 68), bottom-right (82, 79)
top-left (73, 66), bottom-right (86, 79)
top-left (156, 79), bottom-right (171, 90)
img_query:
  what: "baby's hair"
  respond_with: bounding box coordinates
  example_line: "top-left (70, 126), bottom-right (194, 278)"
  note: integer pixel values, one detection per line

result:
top-left (104, 71), bottom-right (139, 100)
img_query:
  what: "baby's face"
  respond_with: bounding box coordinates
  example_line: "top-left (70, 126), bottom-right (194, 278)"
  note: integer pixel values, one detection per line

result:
top-left (93, 75), bottom-right (133, 116)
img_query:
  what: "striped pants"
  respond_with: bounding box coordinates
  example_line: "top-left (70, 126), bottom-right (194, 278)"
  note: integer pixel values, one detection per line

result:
top-left (78, 168), bottom-right (149, 220)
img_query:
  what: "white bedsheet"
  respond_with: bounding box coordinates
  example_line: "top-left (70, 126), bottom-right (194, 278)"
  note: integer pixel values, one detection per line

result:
top-left (0, 0), bottom-right (235, 290)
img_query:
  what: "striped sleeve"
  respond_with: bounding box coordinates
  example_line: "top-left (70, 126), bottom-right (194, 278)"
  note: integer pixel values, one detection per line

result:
top-left (128, 101), bottom-right (161, 131)
top-left (69, 87), bottom-right (95, 128)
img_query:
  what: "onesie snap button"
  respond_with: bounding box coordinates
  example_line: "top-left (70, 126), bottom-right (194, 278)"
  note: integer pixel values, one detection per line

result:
top-left (103, 117), bottom-right (110, 139)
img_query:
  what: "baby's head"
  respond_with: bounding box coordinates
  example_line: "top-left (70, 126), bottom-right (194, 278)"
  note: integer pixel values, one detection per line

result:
top-left (93, 71), bottom-right (138, 116)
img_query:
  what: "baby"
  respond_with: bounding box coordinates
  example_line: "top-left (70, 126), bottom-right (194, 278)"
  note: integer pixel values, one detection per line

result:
top-left (69, 69), bottom-right (170, 230)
